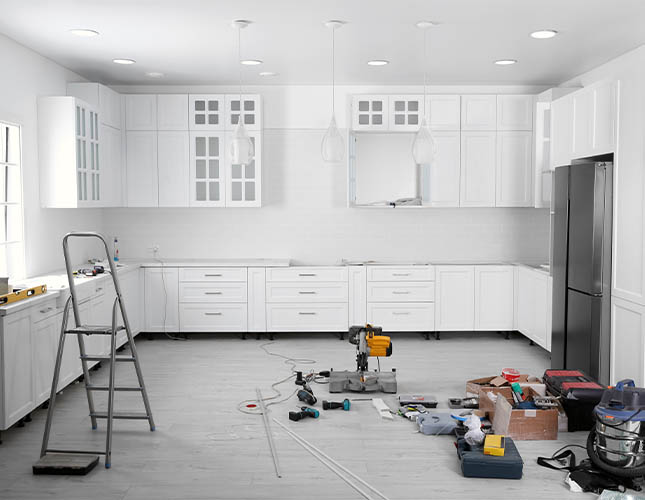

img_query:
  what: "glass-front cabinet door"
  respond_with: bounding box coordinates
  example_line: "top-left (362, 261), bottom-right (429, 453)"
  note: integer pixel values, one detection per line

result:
top-left (225, 131), bottom-right (262, 207)
top-left (75, 102), bottom-right (100, 204)
top-left (225, 95), bottom-right (262, 131)
top-left (189, 132), bottom-right (226, 207)
top-left (189, 95), bottom-right (225, 131)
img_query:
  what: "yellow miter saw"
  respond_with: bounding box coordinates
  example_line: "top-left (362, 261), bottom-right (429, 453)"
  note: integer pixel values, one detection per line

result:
top-left (329, 324), bottom-right (397, 393)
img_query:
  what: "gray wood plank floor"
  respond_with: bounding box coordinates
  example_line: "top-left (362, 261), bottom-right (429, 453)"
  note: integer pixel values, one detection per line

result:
top-left (0, 332), bottom-right (595, 499)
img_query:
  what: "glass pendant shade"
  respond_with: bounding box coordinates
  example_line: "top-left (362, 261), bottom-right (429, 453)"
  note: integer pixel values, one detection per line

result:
top-left (229, 121), bottom-right (254, 165)
top-left (321, 114), bottom-right (344, 163)
top-left (412, 118), bottom-right (436, 165)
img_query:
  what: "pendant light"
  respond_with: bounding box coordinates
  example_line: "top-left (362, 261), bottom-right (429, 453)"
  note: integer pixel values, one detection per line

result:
top-left (412, 21), bottom-right (437, 165)
top-left (230, 20), bottom-right (255, 166)
top-left (321, 20), bottom-right (345, 163)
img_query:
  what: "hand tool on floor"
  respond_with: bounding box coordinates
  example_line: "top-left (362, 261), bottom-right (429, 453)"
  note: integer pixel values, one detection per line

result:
top-left (297, 388), bottom-right (317, 406)
top-left (256, 388), bottom-right (281, 478)
top-left (289, 407), bottom-right (319, 421)
top-left (323, 399), bottom-right (350, 411)
top-left (329, 324), bottom-right (397, 393)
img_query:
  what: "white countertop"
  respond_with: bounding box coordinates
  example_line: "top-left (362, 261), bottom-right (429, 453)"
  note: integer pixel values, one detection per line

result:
top-left (139, 258), bottom-right (290, 268)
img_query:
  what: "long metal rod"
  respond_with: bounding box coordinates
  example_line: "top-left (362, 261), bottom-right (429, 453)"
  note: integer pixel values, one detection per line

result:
top-left (256, 388), bottom-right (281, 478)
top-left (273, 419), bottom-right (391, 500)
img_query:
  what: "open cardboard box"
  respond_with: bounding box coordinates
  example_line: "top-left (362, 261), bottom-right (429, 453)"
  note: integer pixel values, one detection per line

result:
top-left (491, 387), bottom-right (558, 440)
top-left (466, 374), bottom-right (546, 399)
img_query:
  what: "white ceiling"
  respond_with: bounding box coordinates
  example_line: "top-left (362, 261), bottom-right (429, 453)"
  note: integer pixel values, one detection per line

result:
top-left (1, 0), bottom-right (645, 86)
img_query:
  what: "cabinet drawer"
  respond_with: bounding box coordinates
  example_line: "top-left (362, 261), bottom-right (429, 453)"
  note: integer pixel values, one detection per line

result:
top-left (179, 267), bottom-right (247, 282)
top-left (367, 282), bottom-right (435, 302)
top-left (367, 303), bottom-right (435, 332)
top-left (266, 282), bottom-right (348, 303)
top-left (179, 303), bottom-right (247, 332)
top-left (266, 267), bottom-right (348, 283)
top-left (31, 297), bottom-right (61, 322)
top-left (179, 282), bottom-right (247, 303)
top-left (266, 303), bottom-right (348, 332)
top-left (367, 266), bottom-right (434, 282)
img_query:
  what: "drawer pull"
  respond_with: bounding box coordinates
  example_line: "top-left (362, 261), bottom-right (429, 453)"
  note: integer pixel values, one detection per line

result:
top-left (392, 312), bottom-right (411, 315)
top-left (298, 273), bottom-right (317, 277)
top-left (96, 287), bottom-right (103, 292)
top-left (40, 307), bottom-right (54, 313)
top-left (204, 312), bottom-right (223, 316)
top-left (205, 292), bottom-right (223, 295)
top-left (298, 291), bottom-right (317, 295)
top-left (204, 274), bottom-right (223, 277)
top-left (392, 273), bottom-right (411, 277)
top-left (298, 312), bottom-right (317, 316)
top-left (392, 291), bottom-right (411, 295)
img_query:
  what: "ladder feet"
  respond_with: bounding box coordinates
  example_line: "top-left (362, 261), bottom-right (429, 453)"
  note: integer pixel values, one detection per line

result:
top-left (150, 426), bottom-right (156, 432)
top-left (105, 462), bottom-right (111, 469)
top-left (91, 425), bottom-right (97, 430)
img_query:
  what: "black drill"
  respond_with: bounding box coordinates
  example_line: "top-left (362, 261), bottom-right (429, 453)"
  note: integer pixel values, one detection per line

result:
top-left (289, 407), bottom-right (320, 421)
top-left (322, 399), bottom-right (351, 411)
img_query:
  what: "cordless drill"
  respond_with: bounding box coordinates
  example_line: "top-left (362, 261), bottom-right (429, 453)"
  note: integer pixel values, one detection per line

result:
top-left (295, 371), bottom-right (317, 405)
top-left (289, 407), bottom-right (320, 421)
top-left (322, 399), bottom-right (351, 411)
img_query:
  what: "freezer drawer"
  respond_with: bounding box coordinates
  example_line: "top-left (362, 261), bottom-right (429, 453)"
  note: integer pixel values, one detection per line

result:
top-left (566, 289), bottom-right (606, 381)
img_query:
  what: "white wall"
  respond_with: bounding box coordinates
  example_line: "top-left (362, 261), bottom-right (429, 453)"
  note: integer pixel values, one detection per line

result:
top-left (0, 33), bottom-right (105, 278)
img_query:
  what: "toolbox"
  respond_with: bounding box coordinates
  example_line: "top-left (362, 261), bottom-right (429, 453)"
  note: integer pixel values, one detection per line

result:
top-left (543, 369), bottom-right (606, 431)
top-left (456, 437), bottom-right (523, 479)
top-left (416, 413), bottom-right (457, 435)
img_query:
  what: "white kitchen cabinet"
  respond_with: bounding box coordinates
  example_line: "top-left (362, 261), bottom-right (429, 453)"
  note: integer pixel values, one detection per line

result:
top-left (67, 82), bottom-right (121, 130)
top-left (247, 268), bottom-right (267, 332)
top-left (266, 303), bottom-right (348, 332)
top-left (474, 266), bottom-right (514, 330)
top-left (38, 96), bottom-right (101, 207)
top-left (225, 95), bottom-right (262, 131)
top-left (119, 269), bottom-right (143, 339)
top-left (367, 302), bottom-right (434, 332)
top-left (496, 131), bottom-right (533, 207)
top-left (460, 132), bottom-right (496, 207)
top-left (125, 94), bottom-right (157, 131)
top-left (427, 131), bottom-right (461, 207)
top-left (611, 297), bottom-right (645, 386)
top-left (388, 95), bottom-right (422, 131)
top-left (144, 267), bottom-right (179, 332)
top-left (348, 266), bottom-right (367, 327)
top-left (461, 95), bottom-right (497, 130)
top-left (572, 81), bottom-right (616, 159)
top-left (516, 267), bottom-right (550, 350)
top-left (158, 131), bottom-right (190, 207)
top-left (31, 306), bottom-right (61, 406)
top-left (352, 95), bottom-right (388, 131)
top-left (497, 95), bottom-right (533, 131)
top-left (572, 89), bottom-right (593, 159)
top-left (189, 132), bottom-right (226, 207)
top-left (157, 94), bottom-right (189, 130)
top-left (189, 95), bottom-right (225, 131)
top-left (225, 131), bottom-right (262, 207)
top-left (180, 303), bottom-right (248, 332)
top-left (550, 94), bottom-right (574, 169)
top-left (99, 123), bottom-right (123, 207)
top-left (126, 131), bottom-right (158, 207)
top-left (427, 95), bottom-right (460, 130)
top-left (435, 266), bottom-right (475, 331)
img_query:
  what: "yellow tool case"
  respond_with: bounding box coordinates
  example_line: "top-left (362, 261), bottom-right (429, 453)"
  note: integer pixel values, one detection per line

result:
top-left (0, 285), bottom-right (48, 306)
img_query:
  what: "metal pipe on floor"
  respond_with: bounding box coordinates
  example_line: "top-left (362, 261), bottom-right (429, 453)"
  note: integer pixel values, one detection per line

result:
top-left (256, 388), bottom-right (282, 478)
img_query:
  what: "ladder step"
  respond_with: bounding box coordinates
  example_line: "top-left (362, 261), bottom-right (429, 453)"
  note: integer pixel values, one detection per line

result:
top-left (86, 386), bottom-right (143, 392)
top-left (45, 449), bottom-right (107, 455)
top-left (90, 412), bottom-right (150, 420)
top-left (66, 325), bottom-right (126, 335)
top-left (81, 355), bottom-right (135, 362)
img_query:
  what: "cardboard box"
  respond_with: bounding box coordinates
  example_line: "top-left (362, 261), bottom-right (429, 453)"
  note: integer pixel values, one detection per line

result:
top-left (466, 375), bottom-right (546, 400)
top-left (491, 388), bottom-right (558, 440)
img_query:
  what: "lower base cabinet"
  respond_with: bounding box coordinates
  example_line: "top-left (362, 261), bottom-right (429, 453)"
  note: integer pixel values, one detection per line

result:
top-left (516, 267), bottom-right (552, 351)
top-left (179, 303), bottom-right (248, 332)
top-left (611, 296), bottom-right (645, 386)
top-left (367, 302), bottom-right (434, 331)
top-left (266, 303), bottom-right (348, 332)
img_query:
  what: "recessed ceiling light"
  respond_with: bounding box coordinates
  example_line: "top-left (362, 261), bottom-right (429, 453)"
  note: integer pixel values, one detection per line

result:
top-left (367, 60), bottom-right (389, 66)
top-left (495, 59), bottom-right (517, 66)
top-left (145, 72), bottom-right (164, 78)
top-left (113, 58), bottom-right (136, 65)
top-left (416, 21), bottom-right (439, 29)
top-left (259, 71), bottom-right (278, 77)
top-left (68, 28), bottom-right (99, 37)
top-left (530, 30), bottom-right (558, 39)
top-left (241, 59), bottom-right (263, 66)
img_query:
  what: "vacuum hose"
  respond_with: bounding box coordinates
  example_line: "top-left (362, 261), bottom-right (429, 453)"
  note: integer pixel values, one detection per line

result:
top-left (586, 427), bottom-right (645, 478)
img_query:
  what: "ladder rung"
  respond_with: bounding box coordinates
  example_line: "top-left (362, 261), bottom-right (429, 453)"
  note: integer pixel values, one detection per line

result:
top-left (45, 449), bottom-right (107, 456)
top-left (66, 325), bottom-right (126, 335)
top-left (80, 355), bottom-right (135, 362)
top-left (90, 412), bottom-right (150, 420)
top-left (86, 386), bottom-right (143, 392)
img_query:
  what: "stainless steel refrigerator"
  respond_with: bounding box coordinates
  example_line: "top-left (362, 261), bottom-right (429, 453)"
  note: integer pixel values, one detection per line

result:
top-left (551, 161), bottom-right (613, 385)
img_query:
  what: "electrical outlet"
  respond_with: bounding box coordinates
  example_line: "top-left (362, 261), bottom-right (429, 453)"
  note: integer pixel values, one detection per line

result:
top-left (146, 244), bottom-right (160, 254)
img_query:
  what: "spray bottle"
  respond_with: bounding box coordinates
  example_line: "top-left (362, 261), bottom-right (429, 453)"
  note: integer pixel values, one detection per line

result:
top-left (113, 237), bottom-right (120, 262)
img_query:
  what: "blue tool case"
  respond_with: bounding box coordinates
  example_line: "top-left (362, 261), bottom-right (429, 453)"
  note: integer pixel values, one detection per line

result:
top-left (456, 437), bottom-right (524, 479)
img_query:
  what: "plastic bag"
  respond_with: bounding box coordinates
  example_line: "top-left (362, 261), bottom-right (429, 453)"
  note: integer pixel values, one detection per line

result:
top-left (464, 414), bottom-right (485, 446)
top-left (599, 491), bottom-right (645, 500)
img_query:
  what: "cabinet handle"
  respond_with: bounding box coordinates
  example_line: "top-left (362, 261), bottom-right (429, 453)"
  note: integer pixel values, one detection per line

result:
top-left (392, 312), bottom-right (411, 315)
top-left (204, 312), bottom-right (223, 316)
top-left (298, 273), bottom-right (316, 277)
top-left (40, 307), bottom-right (54, 313)
top-left (298, 312), bottom-right (317, 315)
top-left (392, 291), bottom-right (411, 295)
top-left (205, 274), bottom-right (223, 277)
top-left (298, 291), bottom-right (317, 295)
top-left (392, 273), bottom-right (411, 277)
top-left (96, 287), bottom-right (103, 292)
top-left (205, 292), bottom-right (223, 295)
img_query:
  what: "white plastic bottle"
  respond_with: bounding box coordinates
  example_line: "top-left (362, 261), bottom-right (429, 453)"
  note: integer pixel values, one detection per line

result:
top-left (113, 237), bottom-right (120, 262)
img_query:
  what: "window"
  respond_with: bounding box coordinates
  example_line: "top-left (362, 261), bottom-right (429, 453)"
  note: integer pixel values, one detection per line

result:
top-left (0, 122), bottom-right (24, 280)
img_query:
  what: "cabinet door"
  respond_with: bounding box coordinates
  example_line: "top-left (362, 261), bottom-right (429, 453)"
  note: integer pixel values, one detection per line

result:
top-left (87, 108), bottom-right (101, 203)
top-left (225, 132), bottom-right (261, 207)
top-left (32, 311), bottom-right (61, 405)
top-left (120, 269), bottom-right (142, 337)
top-left (189, 95), bottom-right (225, 131)
top-left (572, 89), bottom-right (593, 158)
top-left (125, 95), bottom-right (157, 131)
top-left (75, 102), bottom-right (90, 203)
top-left (426, 131), bottom-right (460, 207)
top-left (550, 94), bottom-right (574, 169)
top-left (88, 289), bottom-right (111, 357)
top-left (460, 132), bottom-right (496, 207)
top-left (1, 311), bottom-right (33, 428)
top-left (352, 95), bottom-right (388, 131)
top-left (189, 132), bottom-right (226, 207)
top-left (592, 81), bottom-right (616, 155)
top-left (474, 266), bottom-right (514, 330)
top-left (427, 95), bottom-right (460, 130)
top-left (497, 95), bottom-right (533, 131)
top-left (99, 124), bottom-right (122, 207)
top-left (157, 94), bottom-right (188, 130)
top-left (248, 267), bottom-right (266, 333)
top-left (461, 95), bottom-right (497, 130)
top-left (496, 131), bottom-right (533, 207)
top-left (517, 268), bottom-right (548, 349)
top-left (126, 131), bottom-right (158, 207)
top-left (611, 297), bottom-right (645, 386)
top-left (348, 266), bottom-right (367, 327)
top-left (99, 84), bottom-right (122, 129)
top-left (435, 266), bottom-right (475, 331)
top-left (388, 95), bottom-right (422, 131)
top-left (158, 131), bottom-right (189, 207)
top-left (144, 268), bottom-right (179, 332)
top-left (225, 95), bottom-right (262, 131)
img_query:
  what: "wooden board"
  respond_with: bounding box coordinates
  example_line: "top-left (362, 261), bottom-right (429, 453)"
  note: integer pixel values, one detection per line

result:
top-left (32, 454), bottom-right (99, 475)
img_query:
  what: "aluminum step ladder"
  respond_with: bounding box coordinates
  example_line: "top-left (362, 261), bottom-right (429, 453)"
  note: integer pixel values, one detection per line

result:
top-left (35, 232), bottom-right (155, 472)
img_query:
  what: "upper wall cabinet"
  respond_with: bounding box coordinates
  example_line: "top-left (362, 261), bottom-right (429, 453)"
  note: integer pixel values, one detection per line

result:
top-left (460, 131), bottom-right (496, 207)
top-left (426, 131), bottom-right (461, 207)
top-left (157, 94), bottom-right (189, 131)
top-left (225, 94), bottom-right (262, 131)
top-left (388, 95), bottom-right (422, 131)
top-left (497, 95), bottom-right (533, 131)
top-left (67, 82), bottom-right (122, 130)
top-left (158, 131), bottom-right (190, 207)
top-left (550, 94), bottom-right (574, 169)
top-left (189, 95), bottom-right (225, 131)
top-left (189, 132), bottom-right (226, 207)
top-left (225, 131), bottom-right (262, 207)
top-left (352, 95), bottom-right (388, 131)
top-left (125, 95), bottom-right (157, 131)
top-left (427, 95), bottom-right (460, 130)
top-left (496, 131), bottom-right (533, 207)
top-left (126, 131), bottom-right (158, 207)
top-left (461, 95), bottom-right (497, 131)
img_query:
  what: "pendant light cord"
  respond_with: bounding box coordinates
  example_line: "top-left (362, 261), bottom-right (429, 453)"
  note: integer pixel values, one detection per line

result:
top-left (423, 27), bottom-right (427, 119)
top-left (238, 26), bottom-right (242, 104)
top-left (332, 26), bottom-right (335, 115)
